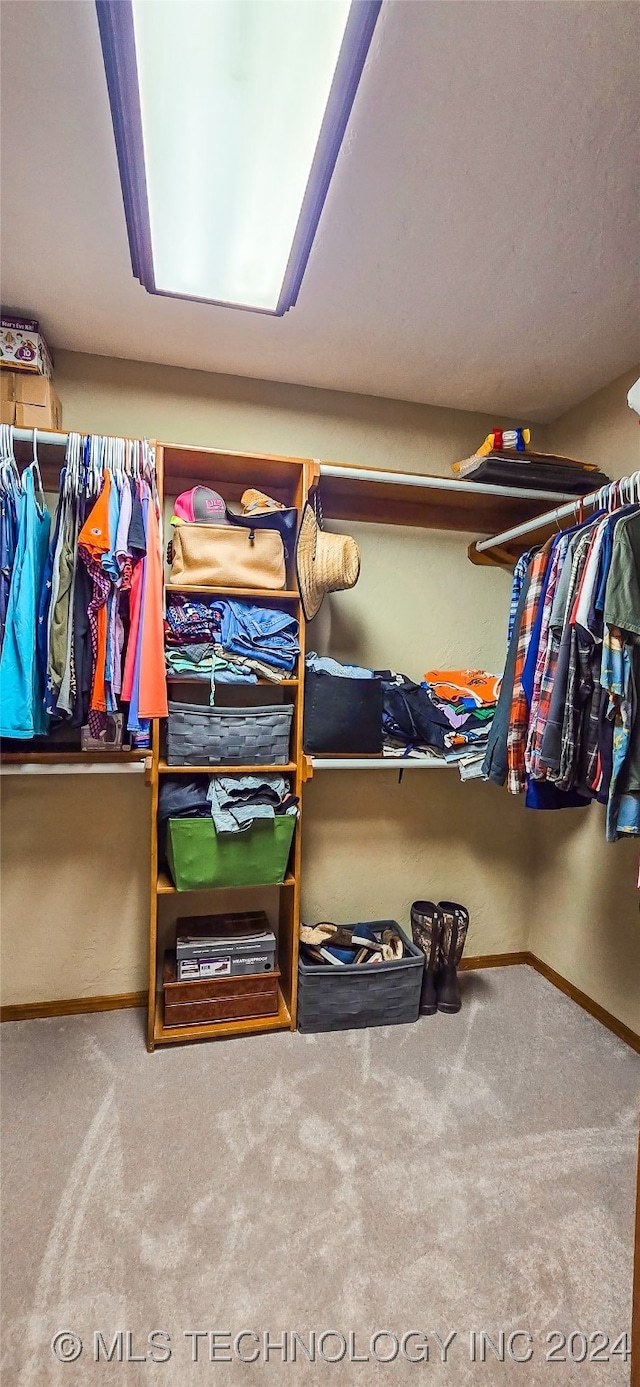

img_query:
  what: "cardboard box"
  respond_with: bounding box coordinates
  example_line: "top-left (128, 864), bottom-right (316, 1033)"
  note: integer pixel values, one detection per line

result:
top-left (14, 389), bottom-right (62, 431)
top-left (14, 374), bottom-right (55, 407)
top-left (0, 372), bottom-right (15, 404)
top-left (0, 315), bottom-right (53, 378)
top-left (0, 399), bottom-right (16, 426)
top-left (10, 373), bottom-right (62, 429)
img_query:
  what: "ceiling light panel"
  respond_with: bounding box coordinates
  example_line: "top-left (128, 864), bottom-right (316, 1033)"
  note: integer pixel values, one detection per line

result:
top-left (97, 0), bottom-right (381, 314)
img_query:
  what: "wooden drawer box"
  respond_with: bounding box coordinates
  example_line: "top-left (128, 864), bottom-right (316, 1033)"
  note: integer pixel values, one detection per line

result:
top-left (162, 952), bottom-right (280, 1028)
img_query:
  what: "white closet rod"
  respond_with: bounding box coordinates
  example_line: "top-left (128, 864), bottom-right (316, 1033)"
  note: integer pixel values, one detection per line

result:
top-left (475, 470), bottom-right (640, 553)
top-left (311, 756), bottom-right (452, 770)
top-left (11, 428), bottom-right (70, 446)
top-left (318, 461), bottom-right (573, 504)
top-left (1, 762), bottom-right (147, 777)
top-left (9, 432), bottom-right (573, 507)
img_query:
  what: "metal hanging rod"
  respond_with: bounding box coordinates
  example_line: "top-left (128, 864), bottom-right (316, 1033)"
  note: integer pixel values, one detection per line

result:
top-left (318, 461), bottom-right (573, 504)
top-left (475, 470), bottom-right (640, 554)
top-left (310, 756), bottom-right (453, 770)
top-left (11, 427), bottom-right (70, 447)
top-left (7, 434), bottom-right (574, 507)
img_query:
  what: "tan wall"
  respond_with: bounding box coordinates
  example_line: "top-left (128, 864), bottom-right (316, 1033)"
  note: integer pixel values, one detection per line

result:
top-left (536, 367), bottom-right (640, 1033)
top-left (1, 351), bottom-right (527, 1005)
top-left (548, 366), bottom-right (639, 481)
top-left (2, 351), bottom-right (639, 1035)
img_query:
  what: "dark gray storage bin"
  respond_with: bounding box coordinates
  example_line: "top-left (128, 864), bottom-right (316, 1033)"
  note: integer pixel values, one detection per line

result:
top-left (297, 920), bottom-right (423, 1033)
top-left (167, 701), bottom-right (294, 766)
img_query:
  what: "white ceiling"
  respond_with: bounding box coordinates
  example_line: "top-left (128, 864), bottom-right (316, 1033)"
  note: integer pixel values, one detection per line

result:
top-left (1, 0), bottom-right (639, 422)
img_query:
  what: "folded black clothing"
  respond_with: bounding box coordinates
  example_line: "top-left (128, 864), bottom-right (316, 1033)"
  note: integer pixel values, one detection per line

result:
top-left (466, 459), bottom-right (610, 494)
top-left (381, 675), bottom-right (451, 751)
top-left (158, 776), bottom-right (211, 823)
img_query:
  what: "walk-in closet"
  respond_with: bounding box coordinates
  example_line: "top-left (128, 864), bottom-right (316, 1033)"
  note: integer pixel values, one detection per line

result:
top-left (1, 2), bottom-right (638, 1384)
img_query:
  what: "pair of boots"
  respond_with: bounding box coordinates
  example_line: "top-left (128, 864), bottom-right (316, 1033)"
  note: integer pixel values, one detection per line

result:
top-left (411, 900), bottom-right (469, 1015)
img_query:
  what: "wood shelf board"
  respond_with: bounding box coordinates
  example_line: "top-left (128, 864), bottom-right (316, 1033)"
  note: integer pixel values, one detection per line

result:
top-left (166, 584), bottom-right (300, 600)
top-left (165, 675), bottom-right (298, 686)
top-left (162, 444), bottom-right (305, 505)
top-left (156, 870), bottom-right (295, 894)
top-left (158, 760), bottom-right (297, 774)
top-left (0, 750), bottom-right (148, 764)
top-left (153, 985), bottom-right (291, 1044)
top-left (319, 474), bottom-right (572, 534)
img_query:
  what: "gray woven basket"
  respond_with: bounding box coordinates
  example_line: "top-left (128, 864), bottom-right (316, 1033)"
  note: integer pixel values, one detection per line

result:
top-left (167, 701), bottom-right (294, 766)
top-left (297, 921), bottom-right (423, 1033)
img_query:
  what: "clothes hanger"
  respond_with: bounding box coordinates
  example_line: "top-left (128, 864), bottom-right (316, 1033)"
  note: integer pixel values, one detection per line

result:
top-left (29, 428), bottom-right (46, 511)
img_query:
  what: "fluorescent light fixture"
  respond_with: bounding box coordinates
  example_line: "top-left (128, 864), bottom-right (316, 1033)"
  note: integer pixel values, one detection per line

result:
top-left (96, 0), bottom-right (381, 314)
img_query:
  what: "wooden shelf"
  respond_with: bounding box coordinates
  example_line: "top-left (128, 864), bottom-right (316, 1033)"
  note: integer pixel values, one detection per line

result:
top-left (0, 750), bottom-right (148, 763)
top-left (165, 676), bottom-right (298, 686)
top-left (318, 462), bottom-right (572, 534)
top-left (158, 760), bottom-right (297, 774)
top-left (153, 985), bottom-right (292, 1044)
top-left (156, 870), bottom-right (296, 894)
top-left (161, 443), bottom-right (305, 504)
top-left (166, 584), bottom-right (299, 599)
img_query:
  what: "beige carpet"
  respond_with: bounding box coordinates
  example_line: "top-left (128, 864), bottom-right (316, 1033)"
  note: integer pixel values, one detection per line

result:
top-left (1, 966), bottom-right (638, 1385)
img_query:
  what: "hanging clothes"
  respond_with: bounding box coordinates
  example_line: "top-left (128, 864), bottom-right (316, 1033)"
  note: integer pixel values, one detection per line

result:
top-left (0, 462), bottom-right (51, 738)
top-left (487, 478), bottom-right (640, 843)
top-left (0, 457), bottom-right (20, 654)
top-left (0, 430), bottom-right (167, 751)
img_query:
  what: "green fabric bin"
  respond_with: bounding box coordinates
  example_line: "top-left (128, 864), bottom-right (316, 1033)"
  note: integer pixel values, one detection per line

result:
top-left (166, 815), bottom-right (296, 891)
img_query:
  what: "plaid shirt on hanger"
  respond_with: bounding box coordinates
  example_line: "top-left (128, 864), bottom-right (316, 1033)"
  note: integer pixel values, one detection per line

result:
top-left (506, 540), bottom-right (553, 793)
top-left (507, 548), bottom-right (538, 648)
top-left (525, 535), bottom-right (570, 779)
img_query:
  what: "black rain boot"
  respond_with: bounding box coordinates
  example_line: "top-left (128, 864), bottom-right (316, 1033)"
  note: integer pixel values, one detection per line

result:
top-left (436, 902), bottom-right (469, 1013)
top-left (411, 901), bottom-right (443, 1016)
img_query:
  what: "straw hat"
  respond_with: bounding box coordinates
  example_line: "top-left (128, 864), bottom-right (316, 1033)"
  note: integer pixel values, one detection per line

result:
top-left (296, 497), bottom-right (360, 621)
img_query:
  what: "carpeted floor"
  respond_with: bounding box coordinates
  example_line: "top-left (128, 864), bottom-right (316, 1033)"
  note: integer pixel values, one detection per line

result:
top-left (1, 966), bottom-right (638, 1385)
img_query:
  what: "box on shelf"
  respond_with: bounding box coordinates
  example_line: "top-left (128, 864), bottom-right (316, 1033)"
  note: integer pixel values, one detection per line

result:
top-left (297, 920), bottom-right (424, 1033)
top-left (163, 951), bottom-right (280, 1026)
top-left (0, 371), bottom-right (15, 425)
top-left (0, 315), bottom-right (53, 377)
top-left (175, 911), bottom-right (277, 979)
top-left (0, 370), bottom-right (62, 429)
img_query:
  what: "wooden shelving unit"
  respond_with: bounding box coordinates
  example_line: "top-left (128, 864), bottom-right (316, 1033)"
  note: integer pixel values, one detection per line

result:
top-left (146, 444), bottom-right (318, 1051)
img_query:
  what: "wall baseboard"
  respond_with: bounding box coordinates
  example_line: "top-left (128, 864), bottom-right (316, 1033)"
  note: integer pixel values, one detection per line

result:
top-left (462, 950), bottom-right (639, 1053)
top-left (526, 954), bottom-right (640, 1055)
top-left (0, 991), bottom-right (146, 1022)
top-left (1, 955), bottom-right (637, 1052)
top-left (460, 952), bottom-right (530, 970)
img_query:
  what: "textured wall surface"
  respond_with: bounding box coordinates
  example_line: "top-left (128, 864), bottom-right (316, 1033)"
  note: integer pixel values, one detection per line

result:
top-left (1, 352), bottom-right (524, 1005)
top-left (1, 353), bottom-right (638, 1034)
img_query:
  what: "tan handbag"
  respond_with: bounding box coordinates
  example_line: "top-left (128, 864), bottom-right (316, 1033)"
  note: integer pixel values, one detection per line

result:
top-left (168, 523), bottom-right (287, 590)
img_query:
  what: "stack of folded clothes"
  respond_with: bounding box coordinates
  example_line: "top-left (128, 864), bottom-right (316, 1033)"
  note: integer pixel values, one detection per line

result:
top-left (451, 429), bottom-right (610, 494)
top-left (207, 775), bottom-right (299, 833)
top-left (423, 669), bottom-right (500, 778)
top-left (165, 597), bottom-right (300, 689)
top-left (380, 668), bottom-right (500, 778)
top-left (158, 773), bottom-right (299, 852)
